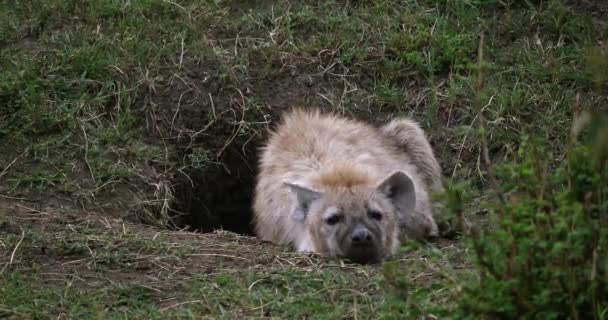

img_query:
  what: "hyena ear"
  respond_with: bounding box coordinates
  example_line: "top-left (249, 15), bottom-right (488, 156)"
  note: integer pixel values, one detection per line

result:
top-left (376, 171), bottom-right (416, 216)
top-left (285, 182), bottom-right (322, 222)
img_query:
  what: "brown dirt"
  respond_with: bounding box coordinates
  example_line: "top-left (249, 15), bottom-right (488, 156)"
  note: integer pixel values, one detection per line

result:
top-left (0, 193), bottom-right (469, 312)
top-left (0, 196), bottom-right (285, 285)
top-left (0, 194), bottom-right (467, 273)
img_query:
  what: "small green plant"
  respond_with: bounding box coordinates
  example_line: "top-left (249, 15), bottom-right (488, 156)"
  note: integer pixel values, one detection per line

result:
top-left (14, 169), bottom-right (66, 190)
top-left (449, 111), bottom-right (608, 319)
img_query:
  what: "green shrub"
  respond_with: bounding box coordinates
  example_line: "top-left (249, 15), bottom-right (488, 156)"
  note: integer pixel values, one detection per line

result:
top-left (453, 112), bottom-right (608, 319)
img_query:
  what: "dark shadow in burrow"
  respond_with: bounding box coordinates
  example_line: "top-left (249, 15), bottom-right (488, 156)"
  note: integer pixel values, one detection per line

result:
top-left (171, 143), bottom-right (259, 236)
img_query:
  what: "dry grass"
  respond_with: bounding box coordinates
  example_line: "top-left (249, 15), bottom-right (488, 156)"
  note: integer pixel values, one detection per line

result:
top-left (0, 195), bottom-right (469, 318)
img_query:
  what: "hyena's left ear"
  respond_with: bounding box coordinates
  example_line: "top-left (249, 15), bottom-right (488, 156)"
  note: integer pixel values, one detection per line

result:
top-left (376, 171), bottom-right (416, 216)
top-left (285, 182), bottom-right (322, 222)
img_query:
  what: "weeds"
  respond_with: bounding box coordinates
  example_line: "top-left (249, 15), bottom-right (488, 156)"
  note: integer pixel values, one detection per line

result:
top-left (445, 111), bottom-right (608, 319)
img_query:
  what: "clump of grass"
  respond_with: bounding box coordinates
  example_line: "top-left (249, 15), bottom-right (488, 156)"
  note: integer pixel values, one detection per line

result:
top-left (383, 103), bottom-right (608, 320)
top-left (453, 111), bottom-right (608, 319)
top-left (434, 34), bottom-right (608, 315)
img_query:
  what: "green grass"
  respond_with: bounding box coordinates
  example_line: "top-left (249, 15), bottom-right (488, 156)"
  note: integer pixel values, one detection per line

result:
top-left (2, 0), bottom-right (605, 201)
top-left (1, 0), bottom-right (607, 318)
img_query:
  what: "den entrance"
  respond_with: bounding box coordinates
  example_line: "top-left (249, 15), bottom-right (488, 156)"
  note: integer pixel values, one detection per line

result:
top-left (171, 143), bottom-right (258, 235)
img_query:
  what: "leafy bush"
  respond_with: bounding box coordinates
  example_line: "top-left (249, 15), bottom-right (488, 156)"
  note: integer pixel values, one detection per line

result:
top-left (453, 112), bottom-right (608, 319)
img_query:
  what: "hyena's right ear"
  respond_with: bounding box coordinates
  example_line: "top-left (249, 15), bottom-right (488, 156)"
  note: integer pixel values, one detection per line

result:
top-left (285, 182), bottom-right (322, 222)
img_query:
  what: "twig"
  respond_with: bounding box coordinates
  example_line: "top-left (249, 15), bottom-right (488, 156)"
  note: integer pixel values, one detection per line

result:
top-left (15, 204), bottom-right (52, 215)
top-left (216, 87), bottom-right (246, 159)
top-left (0, 307), bottom-right (27, 318)
top-left (209, 93), bottom-right (217, 120)
top-left (160, 300), bottom-right (203, 312)
top-left (179, 35), bottom-right (185, 69)
top-left (1, 229), bottom-right (25, 274)
top-left (81, 125), bottom-right (96, 184)
top-left (475, 33), bottom-right (506, 208)
top-left (188, 253), bottom-right (250, 261)
top-left (451, 95), bottom-right (495, 179)
top-left (0, 194), bottom-right (35, 201)
top-left (9, 229), bottom-right (25, 264)
top-left (0, 149), bottom-right (28, 180)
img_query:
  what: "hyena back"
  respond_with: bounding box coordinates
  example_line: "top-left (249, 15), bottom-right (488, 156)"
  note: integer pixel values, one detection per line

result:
top-left (252, 108), bottom-right (441, 263)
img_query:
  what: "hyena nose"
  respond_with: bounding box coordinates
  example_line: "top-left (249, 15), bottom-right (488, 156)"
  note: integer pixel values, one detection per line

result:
top-left (351, 228), bottom-right (373, 246)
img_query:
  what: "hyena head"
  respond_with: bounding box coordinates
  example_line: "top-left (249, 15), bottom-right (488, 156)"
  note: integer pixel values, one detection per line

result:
top-left (286, 170), bottom-right (416, 264)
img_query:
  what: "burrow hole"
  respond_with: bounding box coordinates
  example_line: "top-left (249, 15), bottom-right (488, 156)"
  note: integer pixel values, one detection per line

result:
top-left (170, 141), bottom-right (259, 235)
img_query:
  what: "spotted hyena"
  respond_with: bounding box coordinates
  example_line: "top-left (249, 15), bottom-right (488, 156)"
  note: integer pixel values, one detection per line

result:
top-left (252, 108), bottom-right (442, 263)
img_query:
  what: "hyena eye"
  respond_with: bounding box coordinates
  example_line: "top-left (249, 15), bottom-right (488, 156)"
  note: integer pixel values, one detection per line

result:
top-left (368, 210), bottom-right (383, 221)
top-left (325, 214), bottom-right (342, 225)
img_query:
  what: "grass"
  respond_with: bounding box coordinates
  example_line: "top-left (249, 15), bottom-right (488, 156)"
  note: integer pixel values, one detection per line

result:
top-left (1, 0), bottom-right (607, 318)
top-left (0, 204), bottom-right (469, 318)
